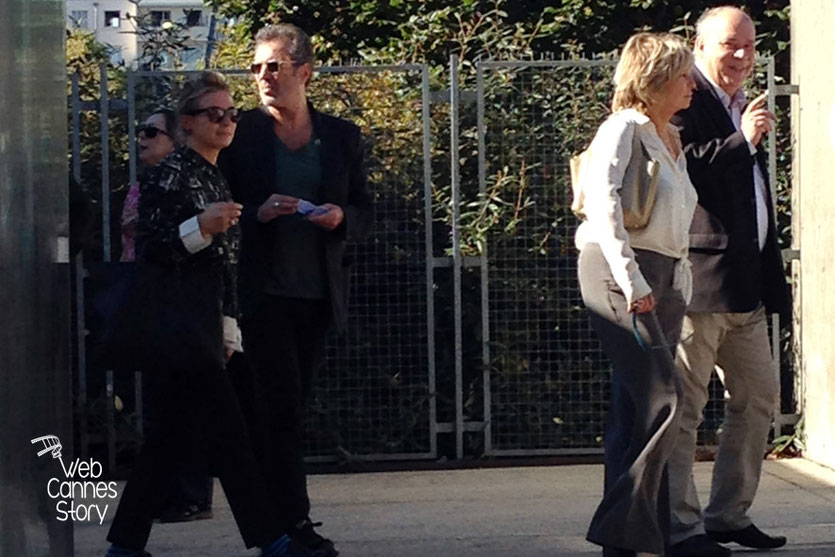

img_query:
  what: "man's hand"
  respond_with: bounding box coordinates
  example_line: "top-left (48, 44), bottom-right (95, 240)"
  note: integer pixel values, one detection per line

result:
top-left (741, 92), bottom-right (775, 146)
top-left (629, 293), bottom-right (656, 314)
top-left (307, 203), bottom-right (344, 230)
top-left (257, 194), bottom-right (300, 223)
top-left (198, 202), bottom-right (242, 236)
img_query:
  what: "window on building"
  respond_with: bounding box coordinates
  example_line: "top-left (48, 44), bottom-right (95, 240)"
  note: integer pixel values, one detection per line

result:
top-left (180, 45), bottom-right (205, 69)
top-left (149, 10), bottom-right (171, 27)
top-left (184, 10), bottom-right (203, 27)
top-left (69, 10), bottom-right (88, 29)
top-left (105, 11), bottom-right (120, 28)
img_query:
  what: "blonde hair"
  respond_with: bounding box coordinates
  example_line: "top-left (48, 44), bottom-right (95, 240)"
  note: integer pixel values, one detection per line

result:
top-left (612, 32), bottom-right (694, 113)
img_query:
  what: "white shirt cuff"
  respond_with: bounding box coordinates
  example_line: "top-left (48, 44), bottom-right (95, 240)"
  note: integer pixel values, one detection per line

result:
top-left (222, 316), bottom-right (243, 353)
top-left (179, 216), bottom-right (212, 253)
top-left (741, 129), bottom-right (758, 155)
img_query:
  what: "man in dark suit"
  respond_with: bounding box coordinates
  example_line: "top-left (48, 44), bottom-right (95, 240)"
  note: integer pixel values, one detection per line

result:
top-left (218, 23), bottom-right (373, 557)
top-left (667, 7), bottom-right (790, 557)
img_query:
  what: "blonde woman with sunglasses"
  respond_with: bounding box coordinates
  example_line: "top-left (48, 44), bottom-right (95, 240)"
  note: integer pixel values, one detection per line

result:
top-left (106, 71), bottom-right (309, 557)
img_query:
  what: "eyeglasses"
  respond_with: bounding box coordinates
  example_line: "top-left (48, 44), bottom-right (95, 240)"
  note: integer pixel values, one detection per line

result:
top-left (249, 60), bottom-right (297, 76)
top-left (136, 126), bottom-right (170, 139)
top-left (186, 106), bottom-right (240, 124)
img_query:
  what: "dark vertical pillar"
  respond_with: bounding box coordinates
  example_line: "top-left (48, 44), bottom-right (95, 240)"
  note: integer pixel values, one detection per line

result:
top-left (0, 1), bottom-right (73, 555)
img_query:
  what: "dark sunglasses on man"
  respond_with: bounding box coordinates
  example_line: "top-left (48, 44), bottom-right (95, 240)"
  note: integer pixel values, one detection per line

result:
top-left (186, 106), bottom-right (240, 124)
top-left (249, 60), bottom-right (298, 75)
top-left (136, 126), bottom-right (170, 139)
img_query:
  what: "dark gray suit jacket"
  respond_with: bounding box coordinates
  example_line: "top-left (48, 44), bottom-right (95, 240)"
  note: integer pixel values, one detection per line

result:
top-left (218, 104), bottom-right (373, 331)
top-left (672, 68), bottom-right (789, 322)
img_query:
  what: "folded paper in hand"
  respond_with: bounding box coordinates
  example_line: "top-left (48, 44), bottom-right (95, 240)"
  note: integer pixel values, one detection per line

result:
top-left (297, 199), bottom-right (328, 216)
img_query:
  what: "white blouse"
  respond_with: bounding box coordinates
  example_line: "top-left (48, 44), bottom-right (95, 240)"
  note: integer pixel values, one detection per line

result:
top-left (575, 108), bottom-right (698, 304)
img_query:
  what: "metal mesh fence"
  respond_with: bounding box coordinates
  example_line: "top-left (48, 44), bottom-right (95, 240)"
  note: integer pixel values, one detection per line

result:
top-left (75, 66), bottom-right (436, 469)
top-left (475, 59), bottom-right (790, 454)
top-left (477, 62), bottom-right (615, 453)
top-left (305, 68), bottom-right (435, 460)
top-left (71, 57), bottom-right (795, 468)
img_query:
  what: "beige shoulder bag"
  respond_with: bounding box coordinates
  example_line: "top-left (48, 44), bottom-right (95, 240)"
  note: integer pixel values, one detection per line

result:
top-left (570, 124), bottom-right (660, 230)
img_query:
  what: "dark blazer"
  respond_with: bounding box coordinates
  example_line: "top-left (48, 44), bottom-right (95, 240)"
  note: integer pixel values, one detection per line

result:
top-left (672, 68), bottom-right (789, 322)
top-left (218, 104), bottom-right (373, 331)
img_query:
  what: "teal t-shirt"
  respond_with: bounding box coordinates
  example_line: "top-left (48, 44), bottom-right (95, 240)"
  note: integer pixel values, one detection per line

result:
top-left (264, 135), bottom-right (328, 299)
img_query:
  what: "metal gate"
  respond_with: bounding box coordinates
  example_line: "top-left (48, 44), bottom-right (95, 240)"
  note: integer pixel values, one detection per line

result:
top-left (466, 56), bottom-right (798, 457)
top-left (70, 56), bottom-right (798, 468)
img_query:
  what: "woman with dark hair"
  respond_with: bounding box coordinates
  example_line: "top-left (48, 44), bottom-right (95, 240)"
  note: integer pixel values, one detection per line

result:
top-left (106, 71), bottom-right (308, 557)
top-left (121, 108), bottom-right (178, 262)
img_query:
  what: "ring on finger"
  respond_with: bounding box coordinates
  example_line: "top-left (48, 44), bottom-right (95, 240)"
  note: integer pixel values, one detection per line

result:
top-left (273, 200), bottom-right (280, 208)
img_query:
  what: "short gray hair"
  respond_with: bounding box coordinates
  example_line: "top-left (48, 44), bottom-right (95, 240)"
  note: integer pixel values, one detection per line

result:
top-left (254, 24), bottom-right (314, 67)
top-left (695, 6), bottom-right (752, 41)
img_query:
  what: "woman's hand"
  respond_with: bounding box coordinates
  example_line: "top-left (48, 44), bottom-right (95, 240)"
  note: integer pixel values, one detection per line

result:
top-left (629, 293), bottom-right (656, 314)
top-left (198, 202), bottom-right (243, 235)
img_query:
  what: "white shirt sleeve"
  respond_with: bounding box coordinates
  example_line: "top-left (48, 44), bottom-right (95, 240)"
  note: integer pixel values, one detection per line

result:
top-left (583, 118), bottom-right (652, 304)
top-left (179, 215), bottom-right (212, 253)
top-left (222, 316), bottom-right (244, 353)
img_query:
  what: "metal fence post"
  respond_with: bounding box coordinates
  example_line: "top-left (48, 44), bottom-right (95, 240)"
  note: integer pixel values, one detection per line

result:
top-left (71, 71), bottom-right (88, 461)
top-left (422, 64), bottom-right (438, 458)
top-left (98, 63), bottom-right (116, 472)
top-left (99, 63), bottom-right (111, 262)
top-left (476, 60), bottom-right (492, 456)
top-left (450, 54), bottom-right (464, 460)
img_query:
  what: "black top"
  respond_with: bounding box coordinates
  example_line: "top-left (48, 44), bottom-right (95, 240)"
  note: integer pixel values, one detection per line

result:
top-left (672, 68), bottom-right (789, 322)
top-left (136, 145), bottom-right (240, 318)
top-left (264, 135), bottom-right (328, 299)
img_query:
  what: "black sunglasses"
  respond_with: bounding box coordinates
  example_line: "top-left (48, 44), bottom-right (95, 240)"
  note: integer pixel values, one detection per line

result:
top-left (136, 126), bottom-right (170, 139)
top-left (186, 106), bottom-right (240, 124)
top-left (249, 60), bottom-right (297, 75)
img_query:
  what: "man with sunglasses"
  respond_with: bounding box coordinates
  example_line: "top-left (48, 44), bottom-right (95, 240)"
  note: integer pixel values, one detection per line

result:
top-left (218, 23), bottom-right (372, 557)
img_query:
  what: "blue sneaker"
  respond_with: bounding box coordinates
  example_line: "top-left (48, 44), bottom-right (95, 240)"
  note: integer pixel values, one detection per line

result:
top-left (106, 546), bottom-right (151, 557)
top-left (261, 534), bottom-right (318, 557)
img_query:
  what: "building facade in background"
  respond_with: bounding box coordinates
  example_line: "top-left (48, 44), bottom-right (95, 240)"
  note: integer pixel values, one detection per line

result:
top-left (66, 0), bottom-right (220, 68)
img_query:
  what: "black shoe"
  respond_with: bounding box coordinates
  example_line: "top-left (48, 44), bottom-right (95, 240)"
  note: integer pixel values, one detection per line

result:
top-left (287, 518), bottom-right (338, 557)
top-left (670, 534), bottom-right (732, 557)
top-left (707, 524), bottom-right (787, 549)
top-left (158, 504), bottom-right (213, 523)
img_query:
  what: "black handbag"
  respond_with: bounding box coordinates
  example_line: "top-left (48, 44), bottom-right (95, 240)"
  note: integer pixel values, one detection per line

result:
top-left (97, 263), bottom-right (225, 372)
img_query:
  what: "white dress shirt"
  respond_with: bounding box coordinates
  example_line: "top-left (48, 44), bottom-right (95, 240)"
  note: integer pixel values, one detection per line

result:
top-left (694, 62), bottom-right (769, 251)
top-left (575, 109), bottom-right (698, 304)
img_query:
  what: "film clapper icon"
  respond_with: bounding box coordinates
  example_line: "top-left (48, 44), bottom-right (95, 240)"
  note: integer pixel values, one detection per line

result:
top-left (31, 434), bottom-right (64, 460)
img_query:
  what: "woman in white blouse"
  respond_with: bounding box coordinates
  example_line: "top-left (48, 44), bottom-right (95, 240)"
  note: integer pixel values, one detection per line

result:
top-left (577, 33), bottom-right (697, 557)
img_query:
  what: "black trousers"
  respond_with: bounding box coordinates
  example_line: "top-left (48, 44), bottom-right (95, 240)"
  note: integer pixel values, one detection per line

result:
top-left (141, 373), bottom-right (214, 511)
top-left (107, 365), bottom-right (280, 550)
top-left (241, 295), bottom-right (332, 528)
top-left (580, 243), bottom-right (685, 556)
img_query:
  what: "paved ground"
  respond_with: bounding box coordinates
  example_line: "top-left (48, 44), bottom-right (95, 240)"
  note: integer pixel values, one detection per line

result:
top-left (74, 459), bottom-right (835, 556)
